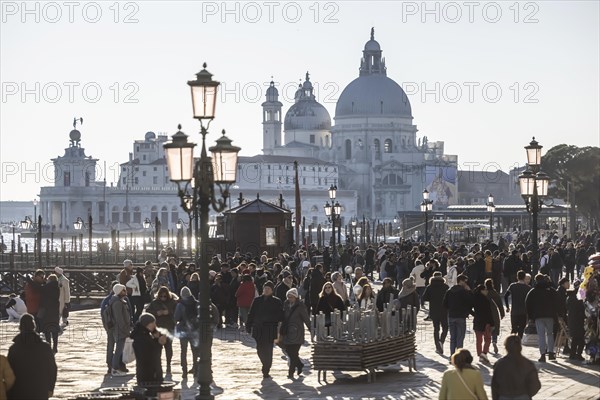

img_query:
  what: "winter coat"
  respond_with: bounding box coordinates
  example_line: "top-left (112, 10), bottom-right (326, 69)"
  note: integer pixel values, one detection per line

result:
top-left (146, 296), bottom-right (178, 332)
top-left (410, 264), bottom-right (426, 288)
top-left (281, 300), bottom-right (311, 345)
top-left (422, 277), bottom-right (449, 321)
top-left (186, 280), bottom-right (200, 300)
top-left (23, 279), bottom-right (43, 315)
top-left (446, 265), bottom-right (458, 287)
top-left (555, 286), bottom-right (568, 319)
top-left (487, 289), bottom-right (505, 320)
top-left (473, 292), bottom-right (496, 332)
top-left (275, 282), bottom-right (292, 303)
top-left (57, 275), bottom-right (70, 311)
top-left (525, 281), bottom-right (557, 320)
top-left (566, 290), bottom-right (585, 338)
top-left (316, 292), bottom-right (346, 318)
top-left (39, 280), bottom-right (60, 333)
top-left (246, 295), bottom-right (284, 343)
top-left (0, 354), bottom-right (15, 399)
top-left (309, 269), bottom-right (326, 308)
top-left (376, 286), bottom-right (399, 312)
top-left (504, 282), bottom-right (530, 316)
top-left (492, 354), bottom-right (540, 400)
top-left (119, 268), bottom-right (134, 294)
top-left (439, 368), bottom-right (488, 400)
top-left (210, 283), bottom-right (229, 309)
top-left (126, 275), bottom-right (142, 297)
top-left (130, 323), bottom-right (163, 384)
top-left (443, 285), bottom-right (473, 319)
top-left (174, 296), bottom-right (200, 340)
top-left (467, 259), bottom-right (485, 287)
top-left (236, 281), bottom-right (256, 308)
top-left (333, 280), bottom-right (349, 304)
top-left (109, 295), bottom-right (132, 340)
top-left (395, 291), bottom-right (420, 313)
top-left (7, 332), bottom-right (57, 399)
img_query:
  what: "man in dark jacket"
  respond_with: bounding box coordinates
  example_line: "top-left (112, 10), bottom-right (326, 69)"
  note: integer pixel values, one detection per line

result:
top-left (423, 272), bottom-right (449, 354)
top-left (502, 250), bottom-right (521, 292)
top-left (566, 284), bottom-right (585, 360)
top-left (492, 335), bottom-right (541, 400)
top-left (246, 281), bottom-right (284, 378)
top-left (7, 313), bottom-right (57, 399)
top-left (548, 247), bottom-right (564, 286)
top-left (442, 274), bottom-right (473, 355)
top-left (131, 312), bottom-right (167, 384)
top-left (467, 252), bottom-right (485, 288)
top-left (525, 274), bottom-right (557, 362)
top-left (376, 277), bottom-right (399, 312)
top-left (504, 270), bottom-right (530, 338)
top-left (309, 264), bottom-right (326, 314)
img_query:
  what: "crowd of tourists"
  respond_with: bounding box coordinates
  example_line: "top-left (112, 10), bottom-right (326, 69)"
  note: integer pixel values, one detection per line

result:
top-left (1, 228), bottom-right (599, 399)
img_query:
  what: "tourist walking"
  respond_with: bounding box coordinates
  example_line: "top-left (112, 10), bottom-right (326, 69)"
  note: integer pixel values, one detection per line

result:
top-left (131, 313), bottom-right (167, 384)
top-left (504, 270), bottom-right (530, 338)
top-left (7, 314), bottom-right (57, 399)
top-left (491, 335), bottom-right (541, 400)
top-left (107, 283), bottom-right (132, 376)
top-left (235, 274), bottom-right (256, 330)
top-left (443, 274), bottom-right (473, 355)
top-left (472, 284), bottom-right (499, 365)
top-left (39, 274), bottom-right (61, 353)
top-left (246, 281), bottom-right (284, 378)
top-left (174, 287), bottom-right (200, 376)
top-left (525, 274), bottom-right (557, 362)
top-left (24, 269), bottom-right (45, 329)
top-left (485, 278), bottom-right (505, 354)
top-left (566, 282), bottom-right (586, 361)
top-left (439, 349), bottom-right (488, 400)
top-left (423, 271), bottom-right (449, 354)
top-left (146, 286), bottom-right (178, 375)
top-left (54, 267), bottom-right (71, 327)
top-left (280, 288), bottom-right (311, 379)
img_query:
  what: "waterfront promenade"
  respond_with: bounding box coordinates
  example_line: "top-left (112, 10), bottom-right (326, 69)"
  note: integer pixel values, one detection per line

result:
top-left (1, 306), bottom-right (598, 399)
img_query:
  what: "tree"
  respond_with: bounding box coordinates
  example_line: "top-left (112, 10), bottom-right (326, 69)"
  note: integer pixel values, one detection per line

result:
top-left (541, 144), bottom-right (600, 229)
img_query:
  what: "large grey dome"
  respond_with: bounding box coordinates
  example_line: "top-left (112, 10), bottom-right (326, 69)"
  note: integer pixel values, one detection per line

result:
top-left (335, 74), bottom-right (412, 118)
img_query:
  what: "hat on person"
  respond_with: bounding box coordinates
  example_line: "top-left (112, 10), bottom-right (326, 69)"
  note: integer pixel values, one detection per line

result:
top-left (54, 266), bottom-right (63, 275)
top-left (209, 270), bottom-right (217, 278)
top-left (180, 286), bottom-right (192, 299)
top-left (286, 288), bottom-right (299, 298)
top-left (113, 283), bottom-right (126, 295)
top-left (139, 313), bottom-right (156, 328)
top-left (282, 270), bottom-right (291, 279)
top-left (123, 259), bottom-right (133, 267)
top-left (263, 281), bottom-right (275, 290)
top-left (19, 313), bottom-right (36, 333)
top-left (398, 278), bottom-right (416, 299)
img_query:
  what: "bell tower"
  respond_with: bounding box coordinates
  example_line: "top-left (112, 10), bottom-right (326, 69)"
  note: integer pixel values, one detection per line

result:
top-left (262, 80), bottom-right (282, 154)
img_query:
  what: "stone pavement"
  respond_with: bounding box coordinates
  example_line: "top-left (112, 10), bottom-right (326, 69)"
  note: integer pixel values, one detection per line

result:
top-left (1, 306), bottom-right (599, 399)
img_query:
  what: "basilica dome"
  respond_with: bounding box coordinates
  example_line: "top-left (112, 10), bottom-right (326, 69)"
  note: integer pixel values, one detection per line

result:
top-left (284, 72), bottom-right (331, 131)
top-left (335, 28), bottom-right (412, 119)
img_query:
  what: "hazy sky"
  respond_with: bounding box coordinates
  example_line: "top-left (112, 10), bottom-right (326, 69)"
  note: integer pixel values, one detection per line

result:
top-left (1, 0), bottom-right (598, 202)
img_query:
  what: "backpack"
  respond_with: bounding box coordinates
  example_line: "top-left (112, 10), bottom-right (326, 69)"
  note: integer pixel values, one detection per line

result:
top-left (102, 302), bottom-right (115, 330)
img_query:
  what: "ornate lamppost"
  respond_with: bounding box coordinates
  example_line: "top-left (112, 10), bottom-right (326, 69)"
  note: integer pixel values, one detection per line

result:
top-left (74, 215), bottom-right (93, 265)
top-left (143, 217), bottom-right (161, 261)
top-left (163, 63), bottom-right (240, 400)
top-left (487, 194), bottom-right (496, 242)
top-left (324, 185), bottom-right (340, 270)
top-left (519, 137), bottom-right (549, 274)
top-left (420, 189), bottom-right (433, 242)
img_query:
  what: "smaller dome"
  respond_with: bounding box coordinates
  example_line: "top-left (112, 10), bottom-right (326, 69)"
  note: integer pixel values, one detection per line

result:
top-left (69, 129), bottom-right (81, 142)
top-left (364, 39), bottom-right (381, 51)
top-left (145, 131), bottom-right (156, 141)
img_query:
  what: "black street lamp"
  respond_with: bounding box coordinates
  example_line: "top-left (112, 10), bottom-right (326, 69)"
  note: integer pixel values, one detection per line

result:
top-left (420, 189), bottom-right (433, 242)
top-left (74, 215), bottom-right (93, 265)
top-left (164, 63), bottom-right (240, 400)
top-left (324, 185), bottom-right (341, 269)
top-left (143, 217), bottom-right (161, 262)
top-left (519, 137), bottom-right (549, 274)
top-left (487, 194), bottom-right (496, 242)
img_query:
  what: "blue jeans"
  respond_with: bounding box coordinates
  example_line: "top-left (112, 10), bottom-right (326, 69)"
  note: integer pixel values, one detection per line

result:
top-left (535, 317), bottom-right (555, 355)
top-left (448, 317), bottom-right (466, 355)
top-left (112, 337), bottom-right (126, 370)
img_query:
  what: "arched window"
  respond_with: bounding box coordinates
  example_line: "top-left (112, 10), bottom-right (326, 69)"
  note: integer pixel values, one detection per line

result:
top-left (151, 206), bottom-right (158, 222)
top-left (161, 206), bottom-right (168, 226)
top-left (384, 139), bottom-right (392, 153)
top-left (345, 139), bottom-right (352, 160)
top-left (122, 206), bottom-right (130, 224)
top-left (112, 206), bottom-right (120, 223)
top-left (374, 139), bottom-right (381, 160)
top-left (382, 174), bottom-right (403, 186)
top-left (171, 206), bottom-right (178, 226)
top-left (133, 206), bottom-right (141, 224)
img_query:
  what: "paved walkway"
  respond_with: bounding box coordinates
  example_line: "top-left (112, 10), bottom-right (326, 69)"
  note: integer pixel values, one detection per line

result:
top-left (1, 307), bottom-right (599, 399)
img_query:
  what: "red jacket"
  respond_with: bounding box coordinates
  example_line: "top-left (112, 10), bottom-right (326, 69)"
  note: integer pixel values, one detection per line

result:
top-left (24, 280), bottom-right (43, 315)
top-left (236, 281), bottom-right (256, 308)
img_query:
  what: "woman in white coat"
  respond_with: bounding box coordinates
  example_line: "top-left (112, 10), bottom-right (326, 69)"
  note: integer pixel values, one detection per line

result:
top-left (54, 267), bottom-right (71, 326)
